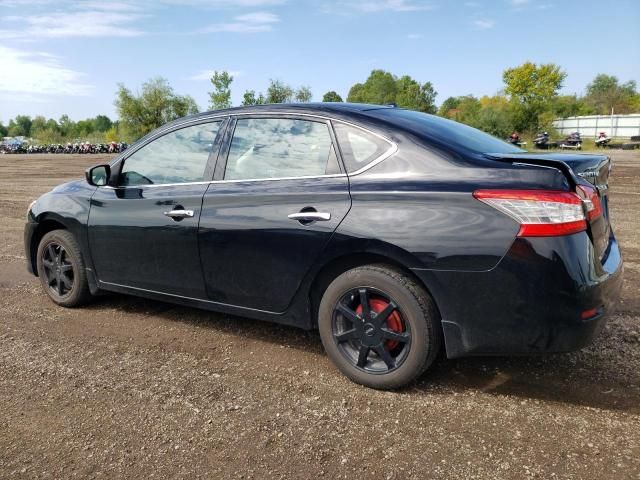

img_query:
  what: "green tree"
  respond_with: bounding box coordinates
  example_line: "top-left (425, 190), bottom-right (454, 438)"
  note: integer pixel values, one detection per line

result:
top-left (454, 95), bottom-right (482, 124)
top-left (322, 91), bottom-right (343, 102)
top-left (503, 62), bottom-right (566, 104)
top-left (0, 122), bottom-right (7, 137)
top-left (476, 96), bottom-right (512, 138)
top-left (347, 83), bottom-right (366, 103)
top-left (242, 90), bottom-right (257, 106)
top-left (266, 79), bottom-right (294, 104)
top-left (438, 96), bottom-right (461, 117)
top-left (8, 115), bottom-right (32, 137)
top-left (30, 115), bottom-right (48, 137)
top-left (76, 119), bottom-right (96, 138)
top-left (347, 70), bottom-right (397, 105)
top-left (395, 76), bottom-right (437, 113)
top-left (115, 77), bottom-right (199, 141)
top-left (475, 106), bottom-right (512, 138)
top-left (347, 70), bottom-right (437, 112)
top-left (295, 85), bottom-right (313, 103)
top-left (552, 94), bottom-right (594, 118)
top-left (93, 115), bottom-right (113, 132)
top-left (585, 74), bottom-right (639, 114)
top-left (241, 90), bottom-right (268, 106)
top-left (36, 127), bottom-right (63, 144)
top-left (503, 62), bottom-right (566, 132)
top-left (58, 115), bottom-right (74, 137)
top-left (208, 70), bottom-right (233, 110)
top-left (104, 125), bottom-right (120, 142)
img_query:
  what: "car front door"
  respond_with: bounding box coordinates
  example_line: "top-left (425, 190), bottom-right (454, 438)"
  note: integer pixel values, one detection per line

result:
top-left (198, 115), bottom-right (351, 313)
top-left (88, 119), bottom-right (225, 298)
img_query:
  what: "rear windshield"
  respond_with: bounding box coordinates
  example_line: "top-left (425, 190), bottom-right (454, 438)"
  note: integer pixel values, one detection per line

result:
top-left (374, 108), bottom-right (524, 154)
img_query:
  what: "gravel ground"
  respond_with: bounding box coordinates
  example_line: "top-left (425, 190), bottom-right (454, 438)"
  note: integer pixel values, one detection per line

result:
top-left (1, 152), bottom-right (639, 479)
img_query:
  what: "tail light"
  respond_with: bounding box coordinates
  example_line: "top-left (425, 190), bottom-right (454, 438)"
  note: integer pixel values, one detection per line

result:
top-left (576, 184), bottom-right (602, 221)
top-left (473, 189), bottom-right (587, 237)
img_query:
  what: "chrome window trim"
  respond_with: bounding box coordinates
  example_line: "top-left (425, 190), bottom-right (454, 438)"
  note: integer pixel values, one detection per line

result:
top-left (102, 173), bottom-right (347, 189)
top-left (106, 111), bottom-right (398, 188)
top-left (347, 142), bottom-right (398, 176)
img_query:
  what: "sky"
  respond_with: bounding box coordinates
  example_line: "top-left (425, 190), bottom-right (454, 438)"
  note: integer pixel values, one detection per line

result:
top-left (0, 0), bottom-right (639, 122)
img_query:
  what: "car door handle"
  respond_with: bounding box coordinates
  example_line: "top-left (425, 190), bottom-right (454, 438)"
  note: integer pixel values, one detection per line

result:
top-left (287, 212), bottom-right (331, 222)
top-left (164, 209), bottom-right (194, 218)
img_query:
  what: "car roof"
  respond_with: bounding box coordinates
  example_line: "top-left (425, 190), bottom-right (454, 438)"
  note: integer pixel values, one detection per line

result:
top-left (200, 102), bottom-right (396, 115)
top-left (175, 103), bottom-right (398, 126)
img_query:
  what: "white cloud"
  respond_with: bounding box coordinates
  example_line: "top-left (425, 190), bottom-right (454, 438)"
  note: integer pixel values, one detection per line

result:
top-left (0, 0), bottom-right (285, 6)
top-left (0, 11), bottom-right (145, 39)
top-left (0, 46), bottom-right (93, 96)
top-left (0, 1), bottom-right (288, 38)
top-left (189, 69), bottom-right (242, 81)
top-left (473, 19), bottom-right (495, 29)
top-left (327, 0), bottom-right (434, 13)
top-left (407, 33), bottom-right (423, 39)
top-left (158, 0), bottom-right (285, 5)
top-left (201, 11), bottom-right (279, 33)
top-left (80, 1), bottom-right (142, 11)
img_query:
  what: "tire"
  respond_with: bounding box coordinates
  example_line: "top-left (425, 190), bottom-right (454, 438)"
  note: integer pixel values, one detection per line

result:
top-left (318, 264), bottom-right (441, 390)
top-left (36, 229), bottom-right (92, 307)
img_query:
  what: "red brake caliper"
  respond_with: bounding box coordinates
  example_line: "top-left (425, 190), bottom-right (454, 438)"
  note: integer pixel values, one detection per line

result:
top-left (356, 298), bottom-right (404, 350)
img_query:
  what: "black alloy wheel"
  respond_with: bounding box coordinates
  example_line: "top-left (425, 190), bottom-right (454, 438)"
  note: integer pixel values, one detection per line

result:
top-left (41, 241), bottom-right (74, 297)
top-left (36, 229), bottom-right (92, 307)
top-left (332, 287), bottom-right (411, 374)
top-left (318, 265), bottom-right (441, 390)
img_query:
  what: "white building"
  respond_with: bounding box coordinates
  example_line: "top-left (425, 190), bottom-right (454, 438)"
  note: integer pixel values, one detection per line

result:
top-left (553, 114), bottom-right (640, 138)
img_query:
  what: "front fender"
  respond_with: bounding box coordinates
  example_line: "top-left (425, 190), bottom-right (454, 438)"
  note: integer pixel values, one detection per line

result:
top-left (27, 180), bottom-right (96, 276)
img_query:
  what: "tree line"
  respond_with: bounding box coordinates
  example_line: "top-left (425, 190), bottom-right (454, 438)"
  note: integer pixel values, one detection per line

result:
top-left (2, 62), bottom-right (638, 144)
top-left (0, 114), bottom-right (118, 144)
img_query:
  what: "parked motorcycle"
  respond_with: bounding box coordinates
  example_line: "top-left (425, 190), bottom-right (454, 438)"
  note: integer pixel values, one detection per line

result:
top-left (558, 132), bottom-right (582, 150)
top-left (506, 132), bottom-right (526, 148)
top-left (534, 131), bottom-right (550, 149)
top-left (595, 132), bottom-right (611, 148)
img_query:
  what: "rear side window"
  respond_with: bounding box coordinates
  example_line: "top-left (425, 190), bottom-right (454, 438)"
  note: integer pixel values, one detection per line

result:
top-left (333, 122), bottom-right (392, 173)
top-left (224, 118), bottom-right (334, 180)
top-left (119, 122), bottom-right (221, 186)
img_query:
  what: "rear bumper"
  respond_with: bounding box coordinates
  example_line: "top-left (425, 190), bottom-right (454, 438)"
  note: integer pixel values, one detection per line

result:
top-left (413, 232), bottom-right (623, 358)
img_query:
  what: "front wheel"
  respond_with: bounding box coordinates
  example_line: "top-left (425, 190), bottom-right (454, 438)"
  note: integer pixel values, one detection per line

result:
top-left (36, 229), bottom-right (92, 307)
top-left (318, 265), bottom-right (441, 390)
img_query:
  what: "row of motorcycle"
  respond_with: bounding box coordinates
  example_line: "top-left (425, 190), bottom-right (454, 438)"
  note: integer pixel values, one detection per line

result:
top-left (1, 142), bottom-right (129, 154)
top-left (508, 131), bottom-right (612, 150)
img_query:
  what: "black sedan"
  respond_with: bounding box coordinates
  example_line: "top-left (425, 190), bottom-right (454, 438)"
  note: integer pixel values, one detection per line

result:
top-left (24, 103), bottom-right (623, 389)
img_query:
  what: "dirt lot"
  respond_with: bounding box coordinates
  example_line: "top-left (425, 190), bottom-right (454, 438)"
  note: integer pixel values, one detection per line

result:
top-left (1, 152), bottom-right (639, 479)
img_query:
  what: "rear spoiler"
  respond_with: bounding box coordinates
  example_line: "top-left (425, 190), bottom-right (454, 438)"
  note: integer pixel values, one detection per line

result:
top-left (483, 153), bottom-right (611, 190)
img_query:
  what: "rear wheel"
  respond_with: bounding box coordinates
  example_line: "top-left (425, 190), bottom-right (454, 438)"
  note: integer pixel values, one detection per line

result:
top-left (36, 229), bottom-right (92, 307)
top-left (318, 265), bottom-right (440, 390)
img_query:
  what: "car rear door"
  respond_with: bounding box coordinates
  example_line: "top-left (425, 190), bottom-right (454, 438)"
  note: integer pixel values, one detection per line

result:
top-left (88, 118), bottom-right (226, 298)
top-left (198, 114), bottom-right (351, 313)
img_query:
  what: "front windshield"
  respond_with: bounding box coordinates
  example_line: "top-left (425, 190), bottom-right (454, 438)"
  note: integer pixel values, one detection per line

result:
top-left (375, 108), bottom-right (524, 154)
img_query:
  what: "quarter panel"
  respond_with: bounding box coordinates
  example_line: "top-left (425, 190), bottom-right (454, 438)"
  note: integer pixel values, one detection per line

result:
top-left (338, 141), bottom-right (572, 272)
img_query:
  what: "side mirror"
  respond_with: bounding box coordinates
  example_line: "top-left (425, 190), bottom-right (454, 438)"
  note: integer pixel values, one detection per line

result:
top-left (85, 164), bottom-right (111, 187)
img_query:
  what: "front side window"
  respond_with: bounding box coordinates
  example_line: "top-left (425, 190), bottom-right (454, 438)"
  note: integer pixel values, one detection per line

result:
top-left (224, 118), bottom-right (334, 180)
top-left (333, 122), bottom-right (392, 173)
top-left (119, 122), bottom-right (221, 186)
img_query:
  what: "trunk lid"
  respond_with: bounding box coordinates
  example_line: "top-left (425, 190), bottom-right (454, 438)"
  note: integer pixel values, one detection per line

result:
top-left (485, 152), bottom-right (612, 261)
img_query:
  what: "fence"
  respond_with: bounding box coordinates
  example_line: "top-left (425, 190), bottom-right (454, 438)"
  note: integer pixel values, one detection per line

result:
top-left (553, 114), bottom-right (640, 138)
